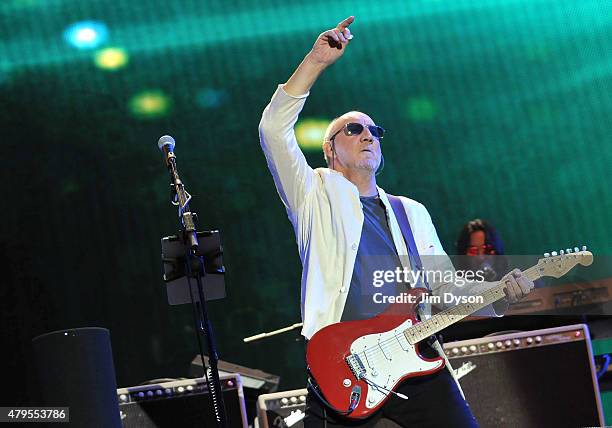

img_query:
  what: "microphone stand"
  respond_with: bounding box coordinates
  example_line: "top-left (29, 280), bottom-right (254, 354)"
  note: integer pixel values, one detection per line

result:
top-left (160, 137), bottom-right (228, 427)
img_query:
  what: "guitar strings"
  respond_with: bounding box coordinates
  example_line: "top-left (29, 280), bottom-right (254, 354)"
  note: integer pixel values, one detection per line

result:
top-left (357, 266), bottom-right (537, 361)
top-left (349, 259), bottom-right (573, 375)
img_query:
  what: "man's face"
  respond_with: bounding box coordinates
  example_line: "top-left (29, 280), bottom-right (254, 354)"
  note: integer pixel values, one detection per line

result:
top-left (326, 112), bottom-right (382, 173)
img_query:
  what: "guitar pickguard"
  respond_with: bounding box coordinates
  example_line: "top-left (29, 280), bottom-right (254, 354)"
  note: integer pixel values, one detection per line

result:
top-left (348, 318), bottom-right (444, 409)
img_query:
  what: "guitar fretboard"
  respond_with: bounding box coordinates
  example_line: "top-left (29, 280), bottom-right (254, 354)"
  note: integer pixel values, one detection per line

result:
top-left (403, 265), bottom-right (541, 344)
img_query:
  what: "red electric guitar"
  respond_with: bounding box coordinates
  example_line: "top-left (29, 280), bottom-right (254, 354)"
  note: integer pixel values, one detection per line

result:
top-left (306, 248), bottom-right (593, 419)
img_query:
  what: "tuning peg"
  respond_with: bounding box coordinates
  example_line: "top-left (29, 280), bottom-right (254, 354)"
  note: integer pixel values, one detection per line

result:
top-left (560, 250), bottom-right (565, 255)
top-left (552, 251), bottom-right (558, 256)
top-left (582, 245), bottom-right (587, 251)
top-left (566, 248), bottom-right (572, 253)
top-left (544, 252), bottom-right (550, 258)
top-left (574, 247), bottom-right (579, 253)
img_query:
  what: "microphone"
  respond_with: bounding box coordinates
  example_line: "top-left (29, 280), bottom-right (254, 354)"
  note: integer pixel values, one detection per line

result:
top-left (158, 135), bottom-right (176, 167)
top-left (157, 134), bottom-right (198, 249)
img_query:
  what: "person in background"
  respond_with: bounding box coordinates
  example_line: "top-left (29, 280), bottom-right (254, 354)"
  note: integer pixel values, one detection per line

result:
top-left (455, 219), bottom-right (508, 282)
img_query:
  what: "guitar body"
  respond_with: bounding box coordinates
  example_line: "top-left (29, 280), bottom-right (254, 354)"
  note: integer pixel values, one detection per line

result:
top-left (306, 288), bottom-right (445, 420)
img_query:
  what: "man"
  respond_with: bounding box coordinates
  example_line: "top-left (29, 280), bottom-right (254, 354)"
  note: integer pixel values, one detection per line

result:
top-left (259, 16), bottom-right (534, 427)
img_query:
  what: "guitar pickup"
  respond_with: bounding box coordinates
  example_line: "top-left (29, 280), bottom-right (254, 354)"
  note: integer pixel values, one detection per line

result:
top-left (345, 354), bottom-right (366, 380)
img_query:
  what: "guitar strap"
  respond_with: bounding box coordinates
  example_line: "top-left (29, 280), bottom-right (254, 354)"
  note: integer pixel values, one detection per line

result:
top-left (387, 194), bottom-right (431, 292)
top-left (387, 194), bottom-right (443, 349)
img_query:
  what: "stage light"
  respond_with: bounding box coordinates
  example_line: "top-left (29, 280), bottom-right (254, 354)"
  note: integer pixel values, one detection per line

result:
top-left (195, 88), bottom-right (228, 108)
top-left (128, 90), bottom-right (172, 119)
top-left (94, 47), bottom-right (128, 71)
top-left (64, 21), bottom-right (108, 50)
top-left (406, 97), bottom-right (437, 122)
top-left (295, 118), bottom-right (329, 150)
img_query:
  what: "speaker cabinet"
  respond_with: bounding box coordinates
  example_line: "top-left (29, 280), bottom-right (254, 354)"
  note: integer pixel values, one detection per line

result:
top-left (117, 374), bottom-right (247, 427)
top-left (443, 323), bottom-right (604, 428)
top-left (257, 388), bottom-right (307, 428)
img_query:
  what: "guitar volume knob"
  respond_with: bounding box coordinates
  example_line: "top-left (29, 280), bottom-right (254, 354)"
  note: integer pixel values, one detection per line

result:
top-left (343, 379), bottom-right (351, 387)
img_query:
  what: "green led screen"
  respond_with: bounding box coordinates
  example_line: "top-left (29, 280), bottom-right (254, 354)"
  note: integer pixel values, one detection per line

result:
top-left (1, 0), bottom-right (611, 403)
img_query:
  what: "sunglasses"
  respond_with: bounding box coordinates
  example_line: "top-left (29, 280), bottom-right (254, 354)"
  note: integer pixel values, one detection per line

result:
top-left (466, 244), bottom-right (495, 256)
top-left (329, 122), bottom-right (385, 141)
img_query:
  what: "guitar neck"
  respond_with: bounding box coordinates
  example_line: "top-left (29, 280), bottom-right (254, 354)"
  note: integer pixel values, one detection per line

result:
top-left (404, 265), bottom-right (542, 344)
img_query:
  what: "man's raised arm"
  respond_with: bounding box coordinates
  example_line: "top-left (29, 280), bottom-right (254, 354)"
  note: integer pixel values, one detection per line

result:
top-left (284, 16), bottom-right (354, 96)
top-left (258, 17), bottom-right (354, 218)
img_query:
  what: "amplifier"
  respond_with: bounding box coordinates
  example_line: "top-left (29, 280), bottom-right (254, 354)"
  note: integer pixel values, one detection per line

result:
top-left (256, 388), bottom-right (307, 428)
top-left (505, 278), bottom-right (612, 315)
top-left (443, 323), bottom-right (604, 428)
top-left (255, 390), bottom-right (405, 428)
top-left (190, 355), bottom-right (280, 392)
top-left (190, 355), bottom-right (280, 425)
top-left (117, 374), bottom-right (247, 427)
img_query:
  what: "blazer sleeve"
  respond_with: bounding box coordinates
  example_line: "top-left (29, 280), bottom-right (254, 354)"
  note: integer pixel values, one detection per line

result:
top-left (258, 85), bottom-right (317, 224)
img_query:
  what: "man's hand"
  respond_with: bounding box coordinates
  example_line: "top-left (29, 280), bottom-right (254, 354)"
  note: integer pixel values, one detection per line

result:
top-left (307, 16), bottom-right (354, 66)
top-left (284, 16), bottom-right (355, 97)
top-left (501, 269), bottom-right (534, 303)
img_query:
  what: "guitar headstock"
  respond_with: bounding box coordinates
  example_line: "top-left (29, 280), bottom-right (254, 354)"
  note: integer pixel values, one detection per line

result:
top-left (536, 246), bottom-right (593, 278)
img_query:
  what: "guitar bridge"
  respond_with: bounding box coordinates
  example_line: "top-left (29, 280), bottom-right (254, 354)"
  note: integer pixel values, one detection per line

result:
top-left (345, 354), bottom-right (366, 380)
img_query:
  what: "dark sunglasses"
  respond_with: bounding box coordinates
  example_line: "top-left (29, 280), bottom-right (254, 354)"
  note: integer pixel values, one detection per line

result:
top-left (329, 122), bottom-right (385, 141)
top-left (466, 244), bottom-right (495, 256)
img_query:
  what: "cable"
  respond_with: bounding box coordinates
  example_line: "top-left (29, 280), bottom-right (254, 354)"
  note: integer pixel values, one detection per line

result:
top-left (597, 354), bottom-right (610, 379)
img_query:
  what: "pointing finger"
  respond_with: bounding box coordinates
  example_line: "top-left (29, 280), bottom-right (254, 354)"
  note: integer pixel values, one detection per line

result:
top-left (337, 15), bottom-right (355, 31)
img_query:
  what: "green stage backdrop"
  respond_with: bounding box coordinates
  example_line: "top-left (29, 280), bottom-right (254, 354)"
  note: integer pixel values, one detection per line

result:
top-left (1, 0), bottom-right (611, 408)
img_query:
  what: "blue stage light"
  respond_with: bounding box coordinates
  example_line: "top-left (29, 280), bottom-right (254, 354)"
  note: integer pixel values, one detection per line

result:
top-left (64, 21), bottom-right (108, 50)
top-left (195, 88), bottom-right (228, 109)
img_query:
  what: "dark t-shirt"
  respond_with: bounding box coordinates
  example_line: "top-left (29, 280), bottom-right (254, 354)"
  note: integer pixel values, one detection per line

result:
top-left (341, 195), bottom-right (405, 322)
top-left (341, 195), bottom-right (438, 360)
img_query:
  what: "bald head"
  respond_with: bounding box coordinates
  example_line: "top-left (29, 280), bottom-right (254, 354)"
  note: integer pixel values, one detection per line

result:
top-left (323, 111), bottom-right (374, 142)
